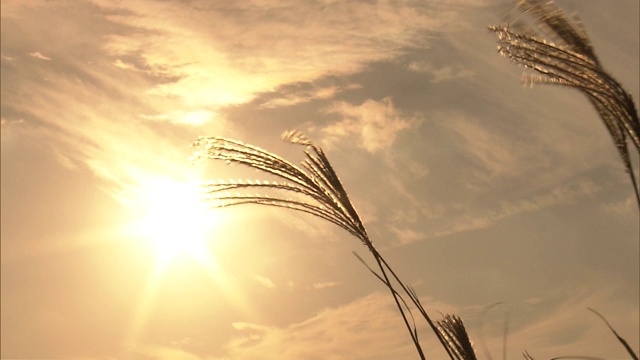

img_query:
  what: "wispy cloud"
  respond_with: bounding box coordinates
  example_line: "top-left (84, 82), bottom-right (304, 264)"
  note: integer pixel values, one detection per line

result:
top-left (389, 225), bottom-right (427, 245)
top-left (2, 2), bottom-right (636, 359)
top-left (126, 283), bottom-right (638, 359)
top-left (259, 84), bottom-right (361, 109)
top-left (311, 281), bottom-right (340, 290)
top-left (321, 97), bottom-right (419, 153)
top-left (0, 0), bottom-right (461, 202)
top-left (252, 275), bottom-right (276, 289)
top-left (432, 179), bottom-right (601, 238)
top-left (602, 194), bottom-right (638, 215)
top-left (133, 343), bottom-right (203, 360)
top-left (220, 292), bottom-right (447, 360)
top-left (408, 61), bottom-right (475, 83)
top-left (379, 174), bottom-right (602, 246)
top-left (443, 111), bottom-right (530, 187)
top-left (28, 51), bottom-right (51, 60)
top-left (1, 54), bottom-right (17, 61)
top-left (93, 0), bottom-right (457, 113)
top-left (492, 285), bottom-right (640, 358)
top-left (140, 109), bottom-right (216, 126)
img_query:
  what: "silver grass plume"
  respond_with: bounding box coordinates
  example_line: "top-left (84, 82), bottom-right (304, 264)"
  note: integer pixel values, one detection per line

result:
top-left (192, 130), bottom-right (476, 360)
top-left (436, 314), bottom-right (478, 360)
top-left (489, 0), bottom-right (640, 206)
top-left (192, 131), bottom-right (368, 245)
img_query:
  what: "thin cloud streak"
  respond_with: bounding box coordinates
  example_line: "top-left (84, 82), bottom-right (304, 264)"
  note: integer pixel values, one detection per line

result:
top-left (408, 61), bottom-right (475, 83)
top-left (321, 97), bottom-right (419, 153)
top-left (498, 285), bottom-right (640, 359)
top-left (311, 281), bottom-right (340, 290)
top-left (1, 0), bottom-right (466, 198)
top-left (218, 292), bottom-right (441, 360)
top-left (1, 0), bottom-right (637, 358)
top-left (135, 283), bottom-right (638, 359)
top-left (259, 84), bottom-right (362, 109)
top-left (431, 179), bottom-right (601, 239)
top-left (28, 51), bottom-right (51, 60)
top-left (252, 275), bottom-right (276, 289)
top-left (93, 0), bottom-right (460, 114)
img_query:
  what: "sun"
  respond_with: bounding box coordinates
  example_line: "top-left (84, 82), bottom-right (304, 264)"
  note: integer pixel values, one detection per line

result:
top-left (124, 176), bottom-right (255, 348)
top-left (126, 177), bottom-right (254, 347)
top-left (133, 177), bottom-right (215, 266)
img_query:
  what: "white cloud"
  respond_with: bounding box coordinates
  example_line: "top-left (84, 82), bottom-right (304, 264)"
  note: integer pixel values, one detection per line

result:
top-left (128, 284), bottom-right (638, 360)
top-left (494, 286), bottom-right (640, 359)
top-left (389, 225), bottom-right (426, 245)
top-left (444, 112), bottom-right (523, 184)
top-left (259, 84), bottom-right (361, 109)
top-left (321, 97), bottom-right (418, 153)
top-left (28, 51), bottom-right (51, 60)
top-left (311, 281), bottom-right (340, 289)
top-left (232, 322), bottom-right (270, 332)
top-left (92, 0), bottom-right (460, 111)
top-left (603, 195), bottom-right (637, 215)
top-left (0, 0), bottom-right (461, 200)
top-left (140, 109), bottom-right (216, 126)
top-left (2, 54), bottom-right (17, 61)
top-left (432, 179), bottom-right (601, 238)
top-left (133, 343), bottom-right (203, 360)
top-left (220, 292), bottom-right (456, 360)
top-left (408, 61), bottom-right (475, 83)
top-left (252, 274), bottom-right (276, 289)
top-left (112, 59), bottom-right (135, 71)
top-left (0, 117), bottom-right (24, 127)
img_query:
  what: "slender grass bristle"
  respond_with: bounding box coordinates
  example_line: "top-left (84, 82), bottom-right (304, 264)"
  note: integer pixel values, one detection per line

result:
top-left (490, 0), bottom-right (640, 207)
top-left (194, 131), bottom-right (474, 360)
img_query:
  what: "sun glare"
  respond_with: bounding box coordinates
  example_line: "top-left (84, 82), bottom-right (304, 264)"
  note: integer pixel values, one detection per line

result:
top-left (134, 178), bottom-right (214, 266)
top-left (125, 176), bottom-right (255, 348)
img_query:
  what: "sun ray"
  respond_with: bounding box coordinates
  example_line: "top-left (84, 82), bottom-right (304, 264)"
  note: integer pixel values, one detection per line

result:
top-left (122, 176), bottom-right (256, 350)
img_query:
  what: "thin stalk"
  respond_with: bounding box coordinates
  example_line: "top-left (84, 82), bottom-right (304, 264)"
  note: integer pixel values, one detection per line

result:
top-left (192, 131), bottom-right (471, 360)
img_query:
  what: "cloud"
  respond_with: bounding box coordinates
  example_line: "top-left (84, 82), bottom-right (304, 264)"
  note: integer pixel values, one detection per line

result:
top-left (444, 112), bottom-right (525, 185)
top-left (408, 61), bottom-right (475, 83)
top-left (0, 1), bottom-right (229, 206)
top-left (252, 274), bottom-right (276, 289)
top-left (140, 109), bottom-right (216, 126)
top-left (28, 51), bottom-right (51, 60)
top-left (492, 285), bottom-right (640, 359)
top-left (381, 173), bottom-right (603, 246)
top-left (232, 322), bottom-right (270, 332)
top-left (0, 117), bottom-right (24, 127)
top-left (602, 194), bottom-right (637, 215)
top-left (123, 284), bottom-right (638, 360)
top-left (321, 97), bottom-right (418, 153)
top-left (311, 281), bottom-right (340, 290)
top-left (220, 292), bottom-right (455, 360)
top-left (389, 225), bottom-right (427, 245)
top-left (91, 0), bottom-right (460, 111)
top-left (384, 105), bottom-right (622, 241)
top-left (0, 0), bottom-right (461, 203)
top-left (133, 343), bottom-right (203, 360)
top-left (259, 84), bottom-right (361, 109)
top-left (432, 179), bottom-right (601, 238)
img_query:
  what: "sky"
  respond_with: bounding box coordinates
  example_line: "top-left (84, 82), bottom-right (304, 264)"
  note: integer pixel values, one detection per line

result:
top-left (1, 0), bottom-right (638, 359)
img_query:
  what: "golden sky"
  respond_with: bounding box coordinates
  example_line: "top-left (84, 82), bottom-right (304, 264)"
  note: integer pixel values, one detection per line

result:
top-left (1, 0), bottom-right (638, 359)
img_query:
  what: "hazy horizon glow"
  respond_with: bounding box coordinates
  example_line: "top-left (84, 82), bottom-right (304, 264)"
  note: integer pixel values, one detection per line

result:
top-left (1, 0), bottom-right (638, 359)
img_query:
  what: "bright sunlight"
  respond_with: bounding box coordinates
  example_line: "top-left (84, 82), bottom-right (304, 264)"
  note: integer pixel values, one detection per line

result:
top-left (134, 178), bottom-right (215, 266)
top-left (124, 176), bottom-right (254, 348)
